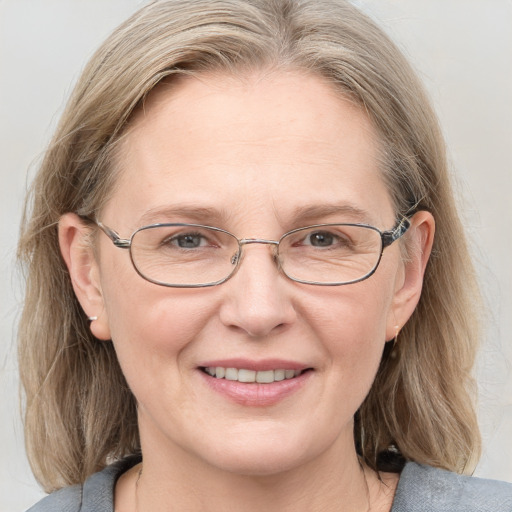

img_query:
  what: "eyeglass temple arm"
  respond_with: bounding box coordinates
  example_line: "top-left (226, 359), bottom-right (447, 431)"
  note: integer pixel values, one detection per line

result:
top-left (95, 221), bottom-right (131, 248)
top-left (381, 217), bottom-right (411, 249)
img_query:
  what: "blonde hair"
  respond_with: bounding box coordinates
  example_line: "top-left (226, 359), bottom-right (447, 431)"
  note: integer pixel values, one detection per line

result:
top-left (18, 0), bottom-right (481, 492)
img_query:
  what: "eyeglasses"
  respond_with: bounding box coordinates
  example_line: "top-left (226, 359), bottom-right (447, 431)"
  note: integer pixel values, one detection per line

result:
top-left (94, 217), bottom-right (411, 287)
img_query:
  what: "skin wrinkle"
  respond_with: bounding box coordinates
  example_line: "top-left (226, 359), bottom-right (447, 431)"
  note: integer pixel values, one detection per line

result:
top-left (115, 72), bottom-right (386, 235)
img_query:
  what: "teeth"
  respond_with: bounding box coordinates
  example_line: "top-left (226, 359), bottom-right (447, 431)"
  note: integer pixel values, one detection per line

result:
top-left (225, 368), bottom-right (238, 381)
top-left (256, 370), bottom-right (274, 383)
top-left (204, 367), bottom-right (303, 383)
top-left (274, 369), bottom-right (285, 381)
top-left (238, 369), bottom-right (256, 383)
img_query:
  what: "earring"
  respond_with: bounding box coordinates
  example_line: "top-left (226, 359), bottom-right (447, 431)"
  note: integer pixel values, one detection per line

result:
top-left (88, 316), bottom-right (98, 322)
top-left (390, 325), bottom-right (400, 359)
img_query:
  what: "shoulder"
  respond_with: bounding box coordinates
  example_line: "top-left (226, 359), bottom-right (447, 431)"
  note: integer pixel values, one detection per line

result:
top-left (26, 484), bottom-right (83, 512)
top-left (26, 456), bottom-right (141, 512)
top-left (392, 462), bottom-right (512, 512)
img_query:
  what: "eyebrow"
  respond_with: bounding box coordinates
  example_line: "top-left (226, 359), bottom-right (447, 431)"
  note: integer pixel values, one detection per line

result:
top-left (138, 205), bottom-right (230, 226)
top-left (137, 202), bottom-right (375, 229)
top-left (285, 203), bottom-right (375, 226)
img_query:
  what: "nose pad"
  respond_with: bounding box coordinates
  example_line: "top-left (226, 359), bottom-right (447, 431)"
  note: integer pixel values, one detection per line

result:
top-left (230, 241), bottom-right (281, 275)
top-left (230, 251), bottom-right (240, 266)
top-left (270, 244), bottom-right (280, 267)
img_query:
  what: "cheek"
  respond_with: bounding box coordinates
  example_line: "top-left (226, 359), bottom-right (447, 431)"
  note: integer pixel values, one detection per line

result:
top-left (303, 277), bottom-right (393, 348)
top-left (301, 276), bottom-right (395, 392)
top-left (100, 268), bottom-right (218, 387)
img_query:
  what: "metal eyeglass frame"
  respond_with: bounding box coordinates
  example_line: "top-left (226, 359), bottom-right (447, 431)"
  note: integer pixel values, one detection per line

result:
top-left (92, 216), bottom-right (411, 288)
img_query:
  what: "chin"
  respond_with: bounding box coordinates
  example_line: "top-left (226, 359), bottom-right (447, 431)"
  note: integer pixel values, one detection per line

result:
top-left (191, 423), bottom-right (342, 478)
top-left (206, 447), bottom-right (311, 477)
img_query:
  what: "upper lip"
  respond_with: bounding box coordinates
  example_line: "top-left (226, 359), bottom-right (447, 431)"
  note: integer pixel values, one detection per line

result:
top-left (198, 359), bottom-right (311, 372)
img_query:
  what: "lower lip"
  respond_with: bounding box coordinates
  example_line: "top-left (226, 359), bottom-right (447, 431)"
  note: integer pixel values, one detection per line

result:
top-left (199, 370), bottom-right (312, 407)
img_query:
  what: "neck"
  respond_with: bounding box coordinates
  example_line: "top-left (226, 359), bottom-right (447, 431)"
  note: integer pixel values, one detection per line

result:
top-left (120, 438), bottom-right (394, 512)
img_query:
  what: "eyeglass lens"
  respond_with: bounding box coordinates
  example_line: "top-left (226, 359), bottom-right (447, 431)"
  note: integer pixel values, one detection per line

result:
top-left (129, 224), bottom-right (384, 287)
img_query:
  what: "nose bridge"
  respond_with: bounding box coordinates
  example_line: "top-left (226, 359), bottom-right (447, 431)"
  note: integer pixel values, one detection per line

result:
top-left (239, 238), bottom-right (279, 247)
top-left (233, 238), bottom-right (280, 268)
top-left (220, 237), bottom-right (294, 338)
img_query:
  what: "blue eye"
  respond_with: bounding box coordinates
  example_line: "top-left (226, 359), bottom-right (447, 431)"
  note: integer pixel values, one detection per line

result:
top-left (174, 233), bottom-right (205, 248)
top-left (160, 231), bottom-right (211, 249)
top-left (306, 231), bottom-right (336, 247)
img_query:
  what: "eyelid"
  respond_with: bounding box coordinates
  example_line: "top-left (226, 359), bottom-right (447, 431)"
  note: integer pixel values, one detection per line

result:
top-left (166, 228), bottom-right (211, 242)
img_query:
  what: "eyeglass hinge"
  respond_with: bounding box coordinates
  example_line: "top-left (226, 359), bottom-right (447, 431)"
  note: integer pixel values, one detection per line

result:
top-left (113, 239), bottom-right (131, 248)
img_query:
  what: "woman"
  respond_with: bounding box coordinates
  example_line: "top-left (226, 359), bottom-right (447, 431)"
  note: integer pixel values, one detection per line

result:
top-left (18, 0), bottom-right (512, 510)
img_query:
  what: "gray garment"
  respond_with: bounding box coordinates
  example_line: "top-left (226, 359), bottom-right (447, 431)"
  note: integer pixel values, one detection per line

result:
top-left (27, 457), bottom-right (512, 512)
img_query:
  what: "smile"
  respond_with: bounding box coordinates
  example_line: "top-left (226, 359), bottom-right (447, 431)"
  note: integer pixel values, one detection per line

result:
top-left (202, 367), bottom-right (305, 383)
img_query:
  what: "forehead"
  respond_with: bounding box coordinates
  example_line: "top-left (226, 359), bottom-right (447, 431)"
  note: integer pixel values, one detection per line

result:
top-left (108, 69), bottom-right (392, 230)
top-left (127, 68), bottom-right (375, 154)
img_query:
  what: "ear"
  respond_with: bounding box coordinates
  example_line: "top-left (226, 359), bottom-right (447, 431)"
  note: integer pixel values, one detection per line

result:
top-left (58, 213), bottom-right (111, 340)
top-left (386, 211), bottom-right (435, 339)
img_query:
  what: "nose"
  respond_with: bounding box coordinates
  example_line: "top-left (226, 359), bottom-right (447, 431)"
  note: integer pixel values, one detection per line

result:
top-left (218, 242), bottom-right (297, 338)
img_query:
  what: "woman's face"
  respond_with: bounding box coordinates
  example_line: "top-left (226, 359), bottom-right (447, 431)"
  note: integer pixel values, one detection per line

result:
top-left (72, 70), bottom-right (425, 476)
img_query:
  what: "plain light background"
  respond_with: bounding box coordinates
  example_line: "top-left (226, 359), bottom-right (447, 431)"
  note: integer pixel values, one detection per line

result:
top-left (1, 1), bottom-right (511, 510)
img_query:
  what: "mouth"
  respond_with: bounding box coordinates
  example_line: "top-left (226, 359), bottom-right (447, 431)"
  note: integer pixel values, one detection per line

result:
top-left (200, 367), bottom-right (309, 384)
top-left (198, 362), bottom-right (313, 406)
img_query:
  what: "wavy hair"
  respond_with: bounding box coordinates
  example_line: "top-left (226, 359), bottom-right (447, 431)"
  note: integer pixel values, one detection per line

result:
top-left (18, 0), bottom-right (481, 492)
